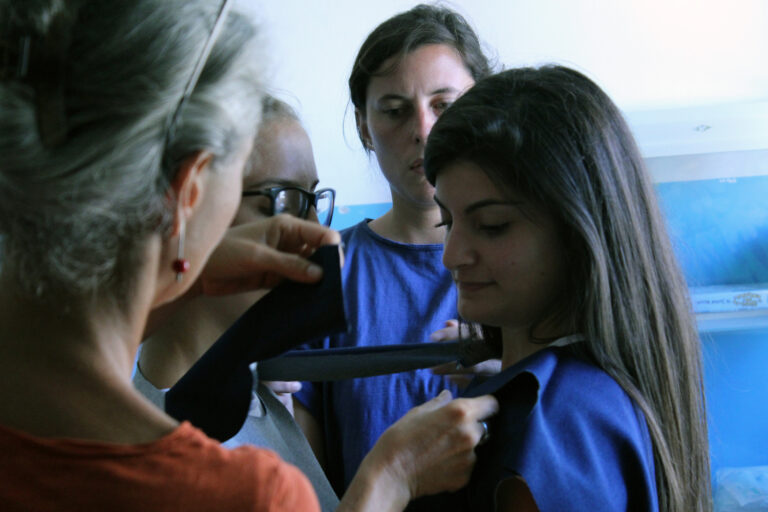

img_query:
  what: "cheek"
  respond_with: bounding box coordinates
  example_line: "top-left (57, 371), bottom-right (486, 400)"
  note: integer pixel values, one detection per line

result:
top-left (369, 119), bottom-right (403, 149)
top-left (210, 170), bottom-right (242, 232)
top-left (493, 235), bottom-right (562, 296)
top-left (231, 202), bottom-right (268, 227)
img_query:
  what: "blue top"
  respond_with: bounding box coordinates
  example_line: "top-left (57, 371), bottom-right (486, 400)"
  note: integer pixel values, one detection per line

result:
top-left (295, 220), bottom-right (459, 492)
top-left (440, 342), bottom-right (659, 511)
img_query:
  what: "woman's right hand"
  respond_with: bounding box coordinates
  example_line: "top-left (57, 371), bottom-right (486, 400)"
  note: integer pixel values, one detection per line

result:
top-left (197, 214), bottom-right (342, 296)
top-left (339, 390), bottom-right (498, 512)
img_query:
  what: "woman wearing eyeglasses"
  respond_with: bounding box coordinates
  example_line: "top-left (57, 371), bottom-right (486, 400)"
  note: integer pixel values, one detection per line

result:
top-left (136, 95), bottom-right (341, 510)
top-left (0, 1), bottom-right (498, 511)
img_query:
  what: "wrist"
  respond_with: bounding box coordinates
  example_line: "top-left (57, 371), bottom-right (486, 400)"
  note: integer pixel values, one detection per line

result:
top-left (338, 445), bottom-right (411, 512)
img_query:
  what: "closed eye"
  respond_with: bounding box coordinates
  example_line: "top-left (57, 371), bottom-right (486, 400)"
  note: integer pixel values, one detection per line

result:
top-left (383, 108), bottom-right (403, 117)
top-left (478, 223), bottom-right (510, 236)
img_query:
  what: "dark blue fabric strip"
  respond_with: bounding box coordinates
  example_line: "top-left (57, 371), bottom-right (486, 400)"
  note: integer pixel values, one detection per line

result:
top-left (165, 245), bottom-right (347, 442)
top-left (258, 342), bottom-right (463, 381)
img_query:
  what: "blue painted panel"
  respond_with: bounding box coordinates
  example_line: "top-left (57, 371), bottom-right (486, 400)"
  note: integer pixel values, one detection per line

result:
top-left (657, 176), bottom-right (768, 287)
top-left (703, 328), bottom-right (768, 477)
top-left (330, 202), bottom-right (391, 231)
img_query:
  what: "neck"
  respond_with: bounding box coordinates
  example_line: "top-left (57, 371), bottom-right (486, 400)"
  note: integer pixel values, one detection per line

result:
top-left (368, 194), bottom-right (444, 244)
top-left (0, 282), bottom-right (146, 381)
top-left (140, 290), bottom-right (266, 388)
top-left (500, 320), bottom-right (578, 370)
top-left (0, 245), bottom-right (179, 442)
top-left (499, 327), bottom-right (546, 370)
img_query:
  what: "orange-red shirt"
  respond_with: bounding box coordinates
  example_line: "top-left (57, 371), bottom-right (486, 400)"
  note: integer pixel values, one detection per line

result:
top-left (0, 421), bottom-right (320, 512)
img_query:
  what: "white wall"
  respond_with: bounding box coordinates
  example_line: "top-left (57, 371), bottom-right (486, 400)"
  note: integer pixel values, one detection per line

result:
top-left (250, 0), bottom-right (768, 205)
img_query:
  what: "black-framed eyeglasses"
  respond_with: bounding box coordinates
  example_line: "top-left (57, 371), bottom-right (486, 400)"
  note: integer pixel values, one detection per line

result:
top-left (242, 186), bottom-right (336, 226)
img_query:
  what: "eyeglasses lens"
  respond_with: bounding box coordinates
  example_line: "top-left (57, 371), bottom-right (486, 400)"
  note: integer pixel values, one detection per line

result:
top-left (317, 191), bottom-right (334, 224)
top-left (275, 189), bottom-right (307, 218)
top-left (241, 194), bottom-right (272, 217)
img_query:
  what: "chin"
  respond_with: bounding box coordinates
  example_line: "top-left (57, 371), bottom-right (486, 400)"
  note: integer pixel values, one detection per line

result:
top-left (457, 302), bottom-right (502, 328)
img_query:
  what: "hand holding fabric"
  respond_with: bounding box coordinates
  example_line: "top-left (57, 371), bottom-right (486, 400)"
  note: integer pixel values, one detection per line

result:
top-left (430, 320), bottom-right (502, 388)
top-left (197, 214), bottom-right (342, 296)
top-left (340, 390), bottom-right (499, 512)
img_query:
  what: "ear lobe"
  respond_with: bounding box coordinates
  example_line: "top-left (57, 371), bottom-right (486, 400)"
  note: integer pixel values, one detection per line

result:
top-left (355, 108), bottom-right (374, 151)
top-left (168, 150), bottom-right (213, 236)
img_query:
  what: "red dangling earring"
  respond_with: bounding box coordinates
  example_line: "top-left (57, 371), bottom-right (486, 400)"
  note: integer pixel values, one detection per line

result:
top-left (173, 222), bottom-right (190, 282)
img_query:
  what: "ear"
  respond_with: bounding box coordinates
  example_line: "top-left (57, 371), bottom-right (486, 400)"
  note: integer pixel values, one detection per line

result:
top-left (168, 150), bottom-right (214, 237)
top-left (355, 108), bottom-right (374, 151)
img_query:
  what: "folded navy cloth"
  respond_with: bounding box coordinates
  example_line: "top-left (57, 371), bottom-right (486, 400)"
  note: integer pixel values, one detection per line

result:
top-left (258, 337), bottom-right (498, 381)
top-left (165, 245), bottom-right (346, 442)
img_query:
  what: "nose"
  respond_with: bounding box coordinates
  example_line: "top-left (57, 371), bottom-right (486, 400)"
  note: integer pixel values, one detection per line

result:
top-left (306, 205), bottom-right (319, 224)
top-left (442, 224), bottom-right (475, 271)
top-left (413, 105), bottom-right (437, 145)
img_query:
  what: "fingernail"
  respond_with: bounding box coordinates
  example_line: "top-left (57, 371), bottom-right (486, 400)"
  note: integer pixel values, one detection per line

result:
top-left (307, 264), bottom-right (323, 279)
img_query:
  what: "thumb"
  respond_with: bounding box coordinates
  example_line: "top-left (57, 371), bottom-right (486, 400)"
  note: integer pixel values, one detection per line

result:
top-left (419, 389), bottom-right (453, 412)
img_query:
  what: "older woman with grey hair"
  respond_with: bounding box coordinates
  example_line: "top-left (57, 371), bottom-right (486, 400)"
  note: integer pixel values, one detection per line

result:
top-left (0, 1), bottom-right (497, 511)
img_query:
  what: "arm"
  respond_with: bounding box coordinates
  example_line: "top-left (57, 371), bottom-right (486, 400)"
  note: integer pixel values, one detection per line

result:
top-left (293, 399), bottom-right (327, 469)
top-left (338, 390), bottom-right (499, 512)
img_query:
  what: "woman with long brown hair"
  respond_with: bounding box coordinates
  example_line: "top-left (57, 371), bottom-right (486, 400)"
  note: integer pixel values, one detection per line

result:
top-left (425, 65), bottom-right (711, 511)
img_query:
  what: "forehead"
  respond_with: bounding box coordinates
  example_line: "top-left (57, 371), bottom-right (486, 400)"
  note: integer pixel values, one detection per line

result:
top-left (435, 160), bottom-right (505, 205)
top-left (366, 44), bottom-right (475, 100)
top-left (244, 118), bottom-right (317, 188)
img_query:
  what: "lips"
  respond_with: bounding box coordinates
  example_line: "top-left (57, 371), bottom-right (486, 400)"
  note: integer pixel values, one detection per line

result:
top-left (455, 281), bottom-right (493, 293)
top-left (409, 158), bottom-right (424, 171)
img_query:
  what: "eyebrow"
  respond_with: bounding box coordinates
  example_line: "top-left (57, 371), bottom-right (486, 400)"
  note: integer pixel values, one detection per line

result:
top-left (376, 87), bottom-right (462, 103)
top-left (434, 196), bottom-right (521, 214)
top-left (246, 178), bottom-right (318, 190)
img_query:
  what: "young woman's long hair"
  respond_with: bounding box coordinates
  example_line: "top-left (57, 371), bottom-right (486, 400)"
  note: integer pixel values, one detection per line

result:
top-left (425, 66), bottom-right (711, 511)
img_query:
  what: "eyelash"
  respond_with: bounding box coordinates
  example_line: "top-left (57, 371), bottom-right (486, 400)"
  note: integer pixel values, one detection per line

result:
top-left (478, 223), bottom-right (510, 236)
top-left (434, 101), bottom-right (450, 113)
top-left (382, 100), bottom-right (453, 118)
top-left (383, 108), bottom-right (404, 118)
top-left (434, 220), bottom-right (510, 237)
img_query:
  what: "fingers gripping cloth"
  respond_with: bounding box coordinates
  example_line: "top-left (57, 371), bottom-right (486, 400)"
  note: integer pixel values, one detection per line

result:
top-left (165, 245), bottom-right (347, 441)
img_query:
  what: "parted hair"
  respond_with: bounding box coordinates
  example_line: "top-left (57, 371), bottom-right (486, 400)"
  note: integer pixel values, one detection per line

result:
top-left (425, 66), bottom-right (712, 512)
top-left (348, 3), bottom-right (492, 149)
top-left (0, 0), bottom-right (264, 303)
